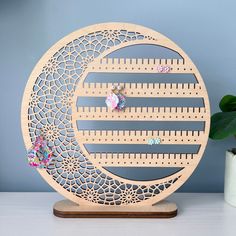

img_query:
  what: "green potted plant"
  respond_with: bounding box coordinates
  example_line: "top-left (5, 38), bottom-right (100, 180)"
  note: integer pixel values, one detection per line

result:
top-left (210, 95), bottom-right (236, 207)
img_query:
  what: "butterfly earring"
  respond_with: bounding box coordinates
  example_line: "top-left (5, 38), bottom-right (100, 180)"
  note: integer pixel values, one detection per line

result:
top-left (105, 85), bottom-right (126, 111)
top-left (105, 85), bottom-right (119, 111)
top-left (27, 130), bottom-right (53, 168)
top-left (115, 85), bottom-right (126, 111)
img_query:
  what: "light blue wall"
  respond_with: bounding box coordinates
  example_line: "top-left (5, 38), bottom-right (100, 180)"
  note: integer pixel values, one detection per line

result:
top-left (0, 0), bottom-right (236, 192)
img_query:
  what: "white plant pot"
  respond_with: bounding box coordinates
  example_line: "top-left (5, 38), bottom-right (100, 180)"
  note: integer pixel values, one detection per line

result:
top-left (224, 150), bottom-right (236, 207)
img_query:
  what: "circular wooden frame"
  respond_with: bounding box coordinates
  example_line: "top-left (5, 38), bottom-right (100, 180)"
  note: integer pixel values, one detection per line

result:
top-left (21, 23), bottom-right (210, 206)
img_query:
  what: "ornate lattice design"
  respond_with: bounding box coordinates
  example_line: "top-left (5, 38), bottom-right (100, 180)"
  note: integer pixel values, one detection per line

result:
top-left (42, 57), bottom-right (59, 76)
top-left (120, 188), bottom-right (140, 204)
top-left (81, 188), bottom-right (100, 203)
top-left (61, 157), bottom-right (81, 174)
top-left (41, 124), bottom-right (60, 143)
top-left (21, 23), bottom-right (210, 206)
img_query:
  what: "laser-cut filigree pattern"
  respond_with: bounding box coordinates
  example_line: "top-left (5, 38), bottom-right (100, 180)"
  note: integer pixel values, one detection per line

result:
top-left (120, 188), bottom-right (140, 204)
top-left (81, 188), bottom-right (100, 203)
top-left (41, 123), bottom-right (60, 143)
top-left (22, 24), bottom-right (210, 206)
top-left (42, 57), bottom-right (59, 76)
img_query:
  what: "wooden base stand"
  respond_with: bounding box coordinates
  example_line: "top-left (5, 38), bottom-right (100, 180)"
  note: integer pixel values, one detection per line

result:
top-left (53, 200), bottom-right (178, 218)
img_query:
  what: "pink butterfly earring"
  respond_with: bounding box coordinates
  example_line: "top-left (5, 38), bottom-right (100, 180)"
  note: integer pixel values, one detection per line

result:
top-left (27, 130), bottom-right (54, 168)
top-left (105, 85), bottom-right (126, 111)
top-left (115, 85), bottom-right (126, 111)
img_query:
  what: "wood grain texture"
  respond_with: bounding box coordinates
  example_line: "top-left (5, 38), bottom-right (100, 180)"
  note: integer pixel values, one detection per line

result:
top-left (76, 106), bottom-right (207, 121)
top-left (88, 58), bottom-right (192, 73)
top-left (90, 153), bottom-right (197, 167)
top-left (53, 199), bottom-right (178, 218)
top-left (78, 83), bottom-right (204, 98)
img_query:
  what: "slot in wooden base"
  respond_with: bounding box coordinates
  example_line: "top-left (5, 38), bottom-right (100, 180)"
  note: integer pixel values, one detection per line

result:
top-left (53, 200), bottom-right (178, 218)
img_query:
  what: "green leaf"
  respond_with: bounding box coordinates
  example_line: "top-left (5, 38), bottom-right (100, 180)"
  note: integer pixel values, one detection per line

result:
top-left (209, 111), bottom-right (236, 139)
top-left (219, 95), bottom-right (236, 112)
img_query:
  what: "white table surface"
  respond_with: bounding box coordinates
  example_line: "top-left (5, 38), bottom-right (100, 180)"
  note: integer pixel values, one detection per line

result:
top-left (0, 192), bottom-right (235, 236)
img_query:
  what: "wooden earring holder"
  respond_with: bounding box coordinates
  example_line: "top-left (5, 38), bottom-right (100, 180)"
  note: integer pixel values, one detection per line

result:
top-left (21, 23), bottom-right (210, 218)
